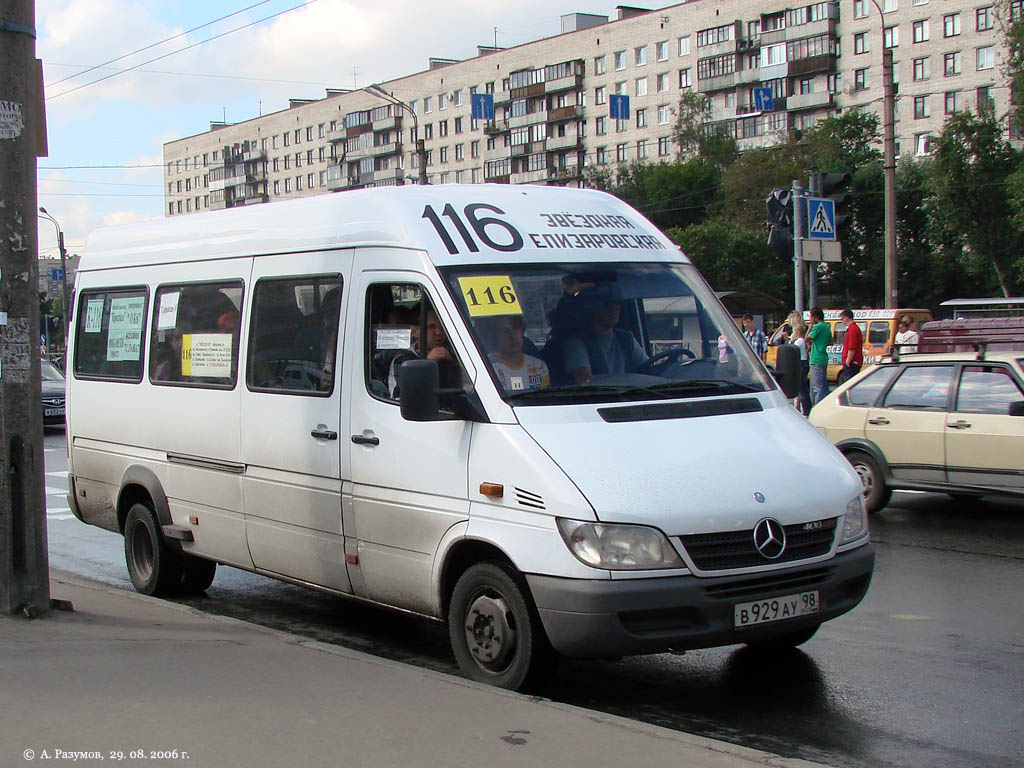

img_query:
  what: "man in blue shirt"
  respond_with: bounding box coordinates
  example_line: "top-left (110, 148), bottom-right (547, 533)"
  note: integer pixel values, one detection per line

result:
top-left (563, 288), bottom-right (647, 384)
top-left (742, 314), bottom-right (767, 360)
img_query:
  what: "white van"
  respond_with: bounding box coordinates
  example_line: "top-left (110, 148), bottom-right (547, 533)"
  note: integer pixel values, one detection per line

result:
top-left (66, 185), bottom-right (873, 690)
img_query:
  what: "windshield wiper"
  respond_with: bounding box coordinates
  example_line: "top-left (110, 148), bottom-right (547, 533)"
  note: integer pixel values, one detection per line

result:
top-left (645, 379), bottom-right (763, 395)
top-left (505, 384), bottom-right (673, 401)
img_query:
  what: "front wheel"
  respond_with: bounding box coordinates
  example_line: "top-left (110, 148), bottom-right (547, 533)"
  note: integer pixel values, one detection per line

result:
top-left (179, 556), bottom-right (217, 594)
top-left (448, 562), bottom-right (554, 691)
top-left (124, 503), bottom-right (182, 596)
top-left (846, 450), bottom-right (891, 513)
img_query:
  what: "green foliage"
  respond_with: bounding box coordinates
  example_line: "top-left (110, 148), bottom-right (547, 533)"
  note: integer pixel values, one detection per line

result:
top-left (584, 159), bottom-right (720, 230)
top-left (1003, 11), bottom-right (1024, 137)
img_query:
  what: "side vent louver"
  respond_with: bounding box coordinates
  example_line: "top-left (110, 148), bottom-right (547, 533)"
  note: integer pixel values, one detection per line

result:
top-left (514, 488), bottom-right (546, 510)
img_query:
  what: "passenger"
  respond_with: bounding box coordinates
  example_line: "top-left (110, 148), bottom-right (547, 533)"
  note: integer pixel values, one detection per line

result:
top-left (488, 314), bottom-right (549, 392)
top-left (563, 285), bottom-right (648, 384)
top-left (389, 306), bottom-right (460, 395)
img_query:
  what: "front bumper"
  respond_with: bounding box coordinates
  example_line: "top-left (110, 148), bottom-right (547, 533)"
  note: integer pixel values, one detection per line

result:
top-left (527, 543), bottom-right (874, 658)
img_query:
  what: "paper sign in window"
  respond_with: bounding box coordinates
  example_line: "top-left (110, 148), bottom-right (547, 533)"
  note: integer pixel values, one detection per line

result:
top-left (157, 291), bottom-right (180, 330)
top-left (457, 276), bottom-right (523, 317)
top-left (181, 333), bottom-right (233, 377)
top-left (376, 327), bottom-right (413, 350)
top-left (106, 296), bottom-right (145, 361)
top-left (85, 299), bottom-right (105, 333)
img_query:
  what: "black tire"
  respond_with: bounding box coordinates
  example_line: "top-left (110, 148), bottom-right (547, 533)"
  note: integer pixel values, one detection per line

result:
top-left (124, 502), bottom-right (182, 596)
top-left (948, 493), bottom-right (980, 505)
top-left (179, 556), bottom-right (217, 594)
top-left (846, 450), bottom-right (891, 513)
top-left (448, 561), bottom-right (554, 691)
top-left (746, 623), bottom-right (820, 651)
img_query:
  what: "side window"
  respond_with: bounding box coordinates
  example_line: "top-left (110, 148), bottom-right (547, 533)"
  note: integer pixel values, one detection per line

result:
top-left (365, 283), bottom-right (463, 402)
top-left (955, 365), bottom-right (1024, 414)
top-left (74, 289), bottom-right (148, 381)
top-left (868, 321), bottom-right (890, 345)
top-left (846, 365), bottom-right (899, 406)
top-left (882, 365), bottom-right (954, 410)
top-left (149, 281), bottom-right (244, 389)
top-left (247, 275), bottom-right (342, 394)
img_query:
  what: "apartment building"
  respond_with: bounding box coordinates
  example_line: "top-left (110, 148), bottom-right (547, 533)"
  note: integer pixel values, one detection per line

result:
top-left (163, 0), bottom-right (1016, 217)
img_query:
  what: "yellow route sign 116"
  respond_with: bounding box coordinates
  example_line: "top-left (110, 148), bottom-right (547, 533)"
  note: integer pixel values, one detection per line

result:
top-left (457, 275), bottom-right (523, 317)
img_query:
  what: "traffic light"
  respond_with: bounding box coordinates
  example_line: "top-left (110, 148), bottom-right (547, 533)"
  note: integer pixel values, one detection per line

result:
top-left (820, 172), bottom-right (850, 234)
top-left (766, 188), bottom-right (793, 259)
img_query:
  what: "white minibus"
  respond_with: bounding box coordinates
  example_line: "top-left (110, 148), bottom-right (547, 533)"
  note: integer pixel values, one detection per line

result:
top-left (66, 185), bottom-right (873, 690)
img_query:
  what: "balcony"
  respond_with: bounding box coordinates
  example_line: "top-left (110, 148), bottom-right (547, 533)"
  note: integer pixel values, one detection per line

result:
top-left (789, 53), bottom-right (836, 77)
top-left (371, 115), bottom-right (402, 132)
top-left (697, 72), bottom-right (736, 93)
top-left (786, 90), bottom-right (834, 111)
top-left (735, 66), bottom-right (762, 85)
top-left (483, 120), bottom-right (509, 135)
top-left (544, 74), bottom-right (584, 94)
top-left (548, 165), bottom-right (581, 182)
top-left (509, 110), bottom-right (548, 129)
top-left (546, 133), bottom-right (582, 151)
top-left (510, 81), bottom-right (545, 100)
top-left (347, 141), bottom-right (403, 161)
top-left (510, 167), bottom-right (550, 184)
top-left (547, 104), bottom-right (583, 122)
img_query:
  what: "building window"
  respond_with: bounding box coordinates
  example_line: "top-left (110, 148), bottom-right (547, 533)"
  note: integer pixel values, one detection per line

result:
top-left (855, 68), bottom-right (869, 90)
top-left (439, 146), bottom-right (448, 163)
top-left (945, 91), bottom-right (963, 114)
top-left (595, 86), bottom-right (606, 105)
top-left (635, 46), bottom-right (647, 66)
top-left (915, 133), bottom-right (931, 156)
top-left (284, 178), bottom-right (291, 192)
top-left (944, 13), bottom-right (960, 37)
top-left (884, 26), bottom-right (899, 48)
top-left (883, 0), bottom-right (898, 11)
top-left (658, 104), bottom-right (671, 124)
top-left (914, 95), bottom-right (929, 118)
top-left (799, 77), bottom-right (813, 94)
top-left (658, 136), bottom-right (671, 156)
top-left (455, 143), bottom-right (464, 161)
top-left (913, 56), bottom-right (930, 80)
top-left (977, 85), bottom-right (995, 113)
top-left (697, 24), bottom-right (735, 47)
top-left (977, 46), bottom-right (994, 70)
top-left (678, 36), bottom-right (691, 56)
top-left (617, 143), bottom-right (628, 162)
top-left (439, 120), bottom-right (448, 137)
top-left (944, 51), bottom-right (962, 76)
top-left (636, 108), bottom-right (647, 128)
top-left (295, 176), bottom-right (302, 191)
top-left (596, 146), bottom-right (607, 164)
top-left (636, 77), bottom-right (648, 96)
top-left (656, 41), bottom-right (669, 61)
top-left (679, 68), bottom-right (692, 88)
top-left (424, 96), bottom-right (432, 113)
top-left (307, 172), bottom-right (315, 188)
top-left (977, 6), bottom-right (994, 31)
top-left (657, 72), bottom-right (669, 92)
top-left (273, 180), bottom-right (280, 195)
top-left (854, 33), bottom-right (868, 54)
top-left (913, 19), bottom-right (929, 43)
top-left (594, 55), bottom-right (606, 75)
top-left (853, 0), bottom-right (867, 18)
top-left (614, 50), bottom-right (626, 70)
top-left (637, 139), bottom-right (648, 159)
top-left (471, 140), bottom-right (480, 158)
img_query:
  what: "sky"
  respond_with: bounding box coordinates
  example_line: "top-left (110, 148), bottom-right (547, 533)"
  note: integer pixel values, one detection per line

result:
top-left (35, 0), bottom-right (676, 262)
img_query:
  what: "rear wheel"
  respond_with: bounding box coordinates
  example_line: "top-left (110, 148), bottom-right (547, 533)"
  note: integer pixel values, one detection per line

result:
top-left (448, 562), bottom-right (554, 692)
top-left (124, 503), bottom-right (182, 596)
top-left (846, 450), bottom-right (891, 513)
top-left (746, 623), bottom-right (820, 651)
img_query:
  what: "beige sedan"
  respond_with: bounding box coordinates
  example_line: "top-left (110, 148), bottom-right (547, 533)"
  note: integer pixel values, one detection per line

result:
top-left (810, 352), bottom-right (1024, 512)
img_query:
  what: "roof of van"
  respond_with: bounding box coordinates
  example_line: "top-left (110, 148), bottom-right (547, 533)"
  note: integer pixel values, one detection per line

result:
top-left (81, 184), bottom-right (686, 271)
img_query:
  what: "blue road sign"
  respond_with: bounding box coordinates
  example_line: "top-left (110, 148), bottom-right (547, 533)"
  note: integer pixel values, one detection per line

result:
top-left (471, 93), bottom-right (494, 120)
top-left (51, 268), bottom-right (65, 281)
top-left (609, 93), bottom-right (630, 119)
top-left (753, 87), bottom-right (774, 112)
top-left (807, 198), bottom-right (837, 240)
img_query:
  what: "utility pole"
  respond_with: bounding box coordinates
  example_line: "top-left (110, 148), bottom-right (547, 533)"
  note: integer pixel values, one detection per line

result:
top-left (365, 85), bottom-right (428, 185)
top-left (807, 172), bottom-right (821, 309)
top-left (881, 47), bottom-right (898, 308)
top-left (792, 179), bottom-right (805, 313)
top-left (1, 0), bottom-right (51, 616)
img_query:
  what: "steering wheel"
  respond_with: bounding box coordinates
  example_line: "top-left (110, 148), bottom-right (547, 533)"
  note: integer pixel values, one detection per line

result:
top-left (635, 347), bottom-right (696, 376)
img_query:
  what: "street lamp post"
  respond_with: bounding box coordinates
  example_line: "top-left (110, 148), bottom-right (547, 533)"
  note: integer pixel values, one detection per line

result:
top-left (869, 0), bottom-right (899, 309)
top-left (364, 84), bottom-right (429, 185)
top-left (38, 207), bottom-right (70, 341)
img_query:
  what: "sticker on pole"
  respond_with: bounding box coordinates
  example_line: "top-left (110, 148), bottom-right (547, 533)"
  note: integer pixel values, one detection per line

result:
top-left (457, 276), bottom-right (522, 317)
top-left (807, 198), bottom-right (836, 240)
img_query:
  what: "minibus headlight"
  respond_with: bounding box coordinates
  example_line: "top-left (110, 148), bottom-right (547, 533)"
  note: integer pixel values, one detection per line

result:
top-left (840, 495), bottom-right (868, 544)
top-left (556, 519), bottom-right (685, 570)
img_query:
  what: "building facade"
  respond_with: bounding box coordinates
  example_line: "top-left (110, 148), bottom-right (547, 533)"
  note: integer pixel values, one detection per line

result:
top-left (164, 0), bottom-right (1018, 217)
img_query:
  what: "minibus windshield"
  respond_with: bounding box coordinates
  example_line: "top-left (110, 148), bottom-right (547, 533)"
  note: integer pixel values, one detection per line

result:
top-left (442, 262), bottom-right (774, 404)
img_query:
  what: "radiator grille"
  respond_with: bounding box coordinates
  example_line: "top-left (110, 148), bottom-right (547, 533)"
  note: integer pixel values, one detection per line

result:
top-left (680, 518), bottom-right (837, 571)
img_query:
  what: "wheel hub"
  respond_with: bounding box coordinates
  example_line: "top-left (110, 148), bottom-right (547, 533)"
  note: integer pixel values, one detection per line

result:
top-left (464, 593), bottom-right (516, 669)
top-left (854, 463), bottom-right (873, 495)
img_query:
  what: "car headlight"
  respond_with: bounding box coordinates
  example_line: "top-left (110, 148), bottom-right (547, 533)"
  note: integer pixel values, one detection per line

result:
top-left (556, 518), bottom-right (685, 570)
top-left (840, 495), bottom-right (868, 544)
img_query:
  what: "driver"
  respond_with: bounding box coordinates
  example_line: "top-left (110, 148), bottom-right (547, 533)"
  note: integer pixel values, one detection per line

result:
top-left (562, 284), bottom-right (648, 384)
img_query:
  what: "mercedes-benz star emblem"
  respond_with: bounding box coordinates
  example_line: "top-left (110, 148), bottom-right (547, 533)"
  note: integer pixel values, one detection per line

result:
top-left (753, 492), bottom-right (766, 503)
top-left (753, 517), bottom-right (786, 560)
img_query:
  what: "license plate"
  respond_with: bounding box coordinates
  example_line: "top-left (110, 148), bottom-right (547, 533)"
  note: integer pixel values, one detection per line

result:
top-left (734, 591), bottom-right (819, 628)
top-left (44, 407), bottom-right (65, 417)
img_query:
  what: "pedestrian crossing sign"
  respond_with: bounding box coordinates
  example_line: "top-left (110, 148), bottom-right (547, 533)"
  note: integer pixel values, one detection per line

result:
top-left (807, 198), bottom-right (836, 240)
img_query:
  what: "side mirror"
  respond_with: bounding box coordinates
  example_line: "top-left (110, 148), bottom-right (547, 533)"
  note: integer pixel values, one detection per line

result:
top-left (1009, 401), bottom-right (1024, 417)
top-left (774, 343), bottom-right (801, 399)
top-left (397, 359), bottom-right (440, 422)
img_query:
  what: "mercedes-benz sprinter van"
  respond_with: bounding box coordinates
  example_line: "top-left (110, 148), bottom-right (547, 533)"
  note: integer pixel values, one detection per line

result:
top-left (66, 185), bottom-right (873, 691)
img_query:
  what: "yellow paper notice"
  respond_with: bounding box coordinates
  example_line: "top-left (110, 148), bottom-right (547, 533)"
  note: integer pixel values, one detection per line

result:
top-left (457, 276), bottom-right (523, 317)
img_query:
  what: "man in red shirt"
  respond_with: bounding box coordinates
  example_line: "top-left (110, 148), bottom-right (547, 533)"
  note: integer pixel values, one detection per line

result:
top-left (839, 308), bottom-right (863, 384)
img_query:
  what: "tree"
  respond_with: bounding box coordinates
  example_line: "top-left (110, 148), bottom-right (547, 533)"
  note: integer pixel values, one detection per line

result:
top-left (672, 91), bottom-right (738, 168)
top-left (930, 110), bottom-right (1022, 297)
top-left (1001, 1), bottom-right (1024, 137)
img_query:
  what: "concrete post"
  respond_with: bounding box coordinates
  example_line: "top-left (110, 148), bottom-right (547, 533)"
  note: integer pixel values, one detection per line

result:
top-left (792, 179), bottom-right (805, 313)
top-left (0, 0), bottom-right (51, 616)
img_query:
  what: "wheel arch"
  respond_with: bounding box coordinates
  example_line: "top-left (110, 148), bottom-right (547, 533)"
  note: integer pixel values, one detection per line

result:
top-left (117, 466), bottom-right (172, 537)
top-left (836, 438), bottom-right (893, 481)
top-left (438, 538), bottom-right (523, 621)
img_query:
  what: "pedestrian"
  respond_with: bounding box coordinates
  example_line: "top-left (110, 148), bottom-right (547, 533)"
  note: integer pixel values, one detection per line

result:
top-left (792, 322), bottom-right (812, 415)
top-left (807, 307), bottom-right (832, 406)
top-left (741, 313), bottom-right (767, 360)
top-left (838, 308), bottom-right (863, 385)
top-left (894, 316), bottom-right (919, 354)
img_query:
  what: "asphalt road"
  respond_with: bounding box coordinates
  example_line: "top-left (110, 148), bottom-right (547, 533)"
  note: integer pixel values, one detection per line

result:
top-left (41, 429), bottom-right (1024, 768)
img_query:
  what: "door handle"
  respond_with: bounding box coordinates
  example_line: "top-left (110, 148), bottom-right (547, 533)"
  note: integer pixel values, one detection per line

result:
top-left (351, 433), bottom-right (380, 446)
top-left (310, 425), bottom-right (339, 440)
top-left (867, 417), bottom-right (891, 425)
top-left (947, 420), bottom-right (972, 429)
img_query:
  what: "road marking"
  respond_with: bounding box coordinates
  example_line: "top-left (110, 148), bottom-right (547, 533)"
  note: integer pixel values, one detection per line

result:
top-left (45, 485), bottom-right (67, 496)
top-left (889, 613), bottom-right (933, 621)
top-left (46, 470), bottom-right (68, 478)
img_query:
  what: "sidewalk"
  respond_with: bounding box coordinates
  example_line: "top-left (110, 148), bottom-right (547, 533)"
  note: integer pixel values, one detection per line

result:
top-left (1, 572), bottom-right (826, 768)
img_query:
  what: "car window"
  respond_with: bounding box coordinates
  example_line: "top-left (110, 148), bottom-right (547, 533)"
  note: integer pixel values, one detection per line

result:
top-left (955, 365), bottom-right (1024, 414)
top-left (882, 365), bottom-right (954, 410)
top-left (846, 365), bottom-right (898, 406)
top-left (868, 321), bottom-right (890, 345)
